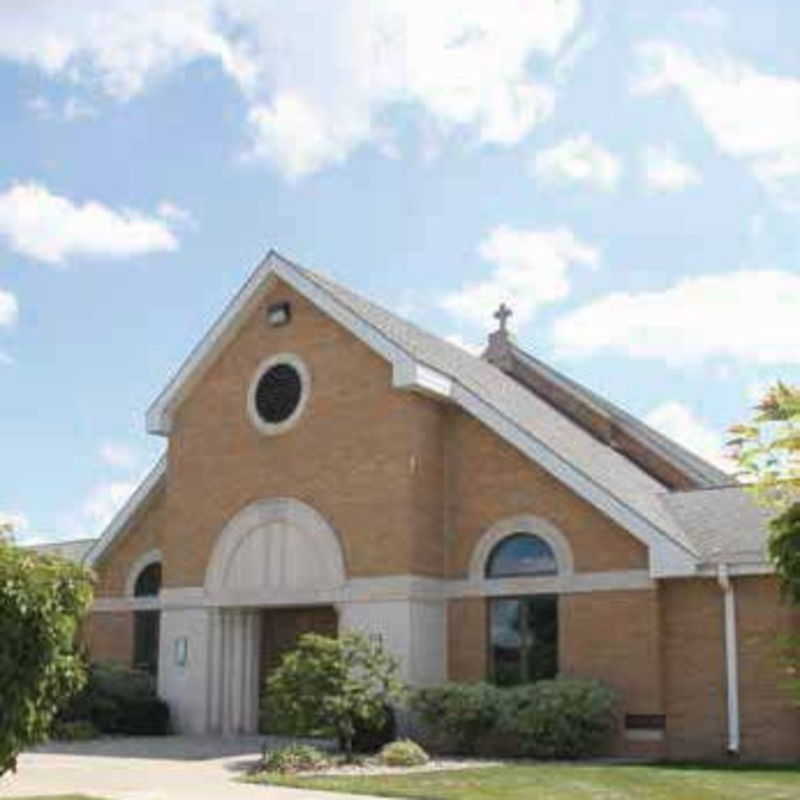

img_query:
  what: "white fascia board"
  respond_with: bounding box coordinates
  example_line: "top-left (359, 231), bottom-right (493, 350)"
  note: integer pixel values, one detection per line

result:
top-left (453, 384), bottom-right (699, 576)
top-left (392, 361), bottom-right (453, 399)
top-left (84, 455), bottom-right (167, 568)
top-left (697, 561), bottom-right (773, 577)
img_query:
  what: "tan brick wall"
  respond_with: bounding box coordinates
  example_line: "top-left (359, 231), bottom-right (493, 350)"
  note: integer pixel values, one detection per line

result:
top-left (662, 575), bottom-right (800, 761)
top-left (561, 589), bottom-right (664, 756)
top-left (735, 576), bottom-right (800, 760)
top-left (561, 589), bottom-right (663, 711)
top-left (448, 597), bottom-right (487, 682)
top-left (661, 577), bottom-right (728, 760)
top-left (94, 279), bottom-right (454, 593)
top-left (444, 410), bottom-right (648, 579)
top-left (83, 611), bottom-right (134, 665)
top-left (164, 279), bottom-right (452, 587)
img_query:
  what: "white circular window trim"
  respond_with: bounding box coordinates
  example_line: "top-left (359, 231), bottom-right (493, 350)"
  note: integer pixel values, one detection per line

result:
top-left (247, 352), bottom-right (311, 436)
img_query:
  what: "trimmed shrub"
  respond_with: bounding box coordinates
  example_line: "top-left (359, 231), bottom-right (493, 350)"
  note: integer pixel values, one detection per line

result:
top-left (502, 679), bottom-right (617, 758)
top-left (261, 743), bottom-right (330, 774)
top-left (265, 632), bottom-right (404, 761)
top-left (410, 682), bottom-right (502, 754)
top-left (50, 720), bottom-right (100, 741)
top-left (411, 678), bottom-right (616, 759)
top-left (379, 739), bottom-right (429, 767)
top-left (58, 662), bottom-right (170, 735)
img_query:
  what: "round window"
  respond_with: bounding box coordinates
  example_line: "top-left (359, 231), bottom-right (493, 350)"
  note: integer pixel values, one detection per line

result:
top-left (254, 363), bottom-right (302, 424)
top-left (248, 354), bottom-right (310, 435)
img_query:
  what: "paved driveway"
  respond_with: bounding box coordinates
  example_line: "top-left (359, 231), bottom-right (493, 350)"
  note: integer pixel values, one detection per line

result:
top-left (0, 737), bottom-right (375, 800)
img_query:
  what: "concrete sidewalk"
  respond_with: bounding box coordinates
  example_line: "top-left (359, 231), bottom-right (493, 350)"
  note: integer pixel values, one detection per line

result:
top-left (0, 737), bottom-right (378, 800)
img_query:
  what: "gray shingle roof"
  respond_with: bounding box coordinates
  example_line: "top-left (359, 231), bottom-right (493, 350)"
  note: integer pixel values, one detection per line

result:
top-left (659, 487), bottom-right (771, 563)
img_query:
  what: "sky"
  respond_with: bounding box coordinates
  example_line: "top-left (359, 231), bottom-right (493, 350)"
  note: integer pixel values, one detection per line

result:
top-left (1, 0), bottom-right (799, 544)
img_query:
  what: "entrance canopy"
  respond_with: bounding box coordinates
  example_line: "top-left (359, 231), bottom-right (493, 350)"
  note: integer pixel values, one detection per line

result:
top-left (205, 497), bottom-right (346, 607)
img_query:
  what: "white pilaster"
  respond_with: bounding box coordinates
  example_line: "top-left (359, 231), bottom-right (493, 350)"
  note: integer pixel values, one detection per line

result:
top-left (157, 606), bottom-right (214, 734)
top-left (339, 599), bottom-right (446, 686)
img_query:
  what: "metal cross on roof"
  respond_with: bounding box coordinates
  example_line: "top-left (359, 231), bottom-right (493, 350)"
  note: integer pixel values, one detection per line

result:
top-left (494, 302), bottom-right (512, 333)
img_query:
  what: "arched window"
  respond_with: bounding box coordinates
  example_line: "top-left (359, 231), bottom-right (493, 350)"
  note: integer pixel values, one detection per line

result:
top-left (485, 533), bottom-right (558, 686)
top-left (133, 562), bottom-right (161, 596)
top-left (485, 533), bottom-right (558, 578)
top-left (132, 561), bottom-right (161, 676)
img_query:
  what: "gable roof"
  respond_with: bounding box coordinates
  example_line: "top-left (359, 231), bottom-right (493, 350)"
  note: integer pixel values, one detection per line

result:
top-left (90, 250), bottom-right (768, 577)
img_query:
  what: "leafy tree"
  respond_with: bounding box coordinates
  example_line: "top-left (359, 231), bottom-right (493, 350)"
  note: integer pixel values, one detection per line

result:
top-left (729, 382), bottom-right (800, 602)
top-left (264, 631), bottom-right (404, 761)
top-left (0, 531), bottom-right (93, 775)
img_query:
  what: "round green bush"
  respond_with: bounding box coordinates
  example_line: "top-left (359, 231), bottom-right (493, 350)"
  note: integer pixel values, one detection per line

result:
top-left (411, 678), bottom-right (616, 759)
top-left (261, 743), bottom-right (330, 774)
top-left (379, 739), bottom-right (429, 767)
top-left (410, 682), bottom-right (502, 754)
top-left (502, 679), bottom-right (617, 759)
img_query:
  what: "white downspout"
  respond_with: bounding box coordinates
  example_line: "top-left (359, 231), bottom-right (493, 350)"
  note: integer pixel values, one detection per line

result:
top-left (717, 563), bottom-right (740, 755)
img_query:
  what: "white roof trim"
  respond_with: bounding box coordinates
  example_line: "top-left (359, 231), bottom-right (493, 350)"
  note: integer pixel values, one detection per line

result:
top-left (110, 250), bottom-right (701, 576)
top-left (84, 455), bottom-right (166, 567)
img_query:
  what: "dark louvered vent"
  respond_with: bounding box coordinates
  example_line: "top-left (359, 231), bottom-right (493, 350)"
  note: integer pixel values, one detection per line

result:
top-left (254, 363), bottom-right (302, 424)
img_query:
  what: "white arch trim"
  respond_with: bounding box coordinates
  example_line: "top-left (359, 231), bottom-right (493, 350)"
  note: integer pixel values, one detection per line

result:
top-left (205, 498), bottom-right (346, 607)
top-left (469, 515), bottom-right (575, 584)
top-left (125, 548), bottom-right (163, 598)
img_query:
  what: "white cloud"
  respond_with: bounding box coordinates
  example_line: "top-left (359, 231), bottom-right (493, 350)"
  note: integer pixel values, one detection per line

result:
top-left (99, 442), bottom-right (138, 470)
top-left (29, 95), bottom-right (96, 121)
top-left (82, 480), bottom-right (136, 532)
top-left (27, 95), bottom-right (53, 118)
top-left (554, 29), bottom-right (598, 82)
top-left (645, 401), bottom-right (732, 472)
top-left (678, 5), bottom-right (727, 29)
top-left (0, 1), bottom-right (582, 178)
top-left (0, 182), bottom-right (178, 264)
top-left (634, 41), bottom-right (800, 208)
top-left (443, 225), bottom-right (599, 329)
top-left (0, 289), bottom-right (18, 326)
top-left (642, 144), bottom-right (701, 192)
top-left (157, 200), bottom-right (195, 227)
top-left (63, 96), bottom-right (96, 120)
top-left (553, 269), bottom-right (800, 366)
top-left (0, 1), bottom-right (253, 101)
top-left (533, 134), bottom-right (622, 190)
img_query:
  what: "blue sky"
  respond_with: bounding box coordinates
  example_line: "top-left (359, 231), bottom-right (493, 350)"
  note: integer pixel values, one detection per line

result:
top-left (1, 1), bottom-right (799, 543)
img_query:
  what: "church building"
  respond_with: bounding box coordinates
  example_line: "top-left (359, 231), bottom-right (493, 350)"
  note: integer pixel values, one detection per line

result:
top-left (80, 250), bottom-right (800, 760)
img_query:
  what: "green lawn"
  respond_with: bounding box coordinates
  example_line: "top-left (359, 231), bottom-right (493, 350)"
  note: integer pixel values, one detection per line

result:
top-left (264, 763), bottom-right (800, 800)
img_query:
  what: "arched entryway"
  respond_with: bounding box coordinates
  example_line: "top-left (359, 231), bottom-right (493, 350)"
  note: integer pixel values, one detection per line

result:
top-left (203, 498), bottom-right (346, 734)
